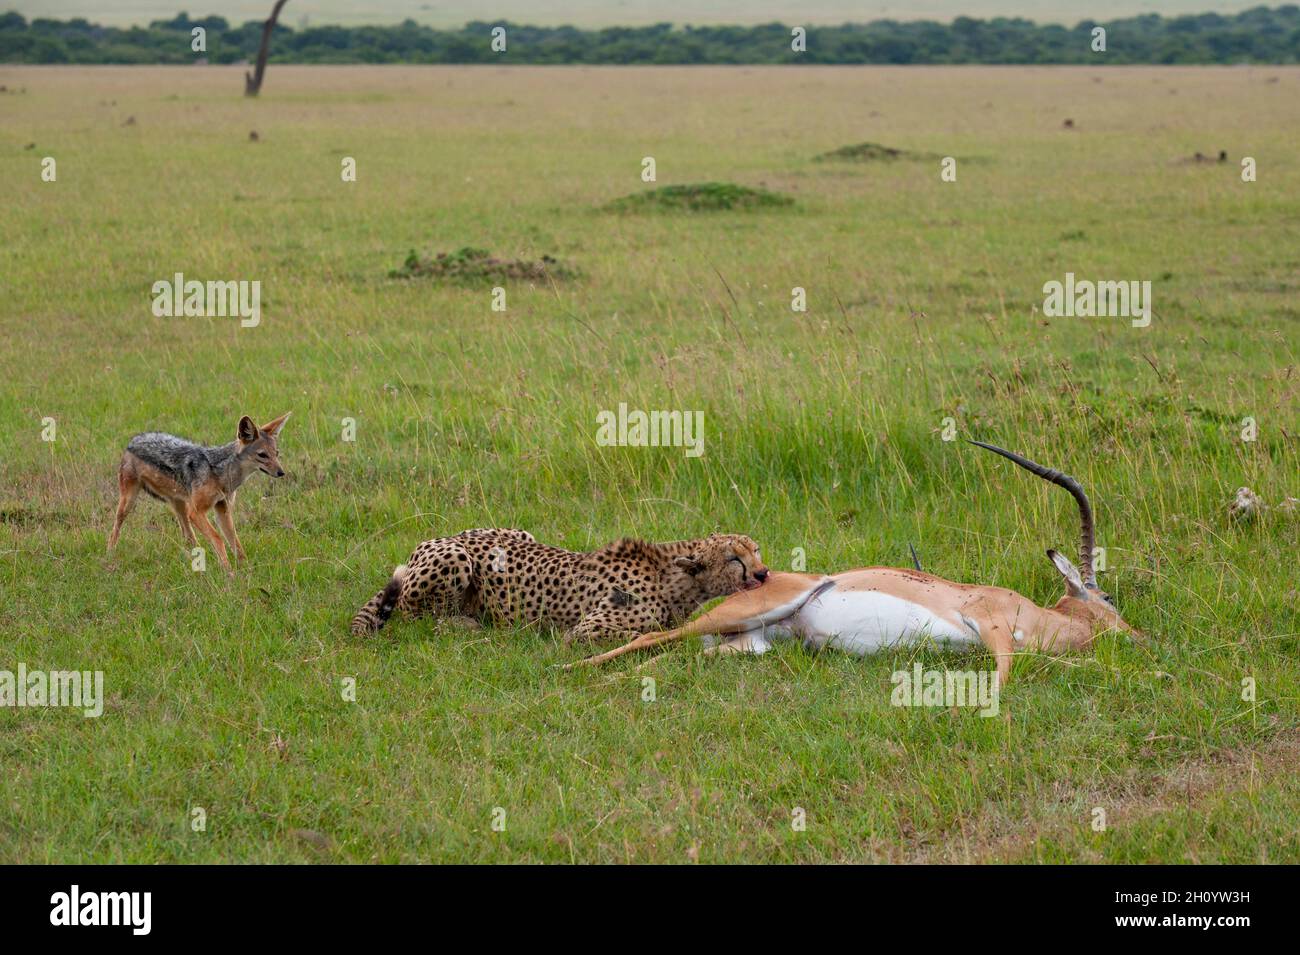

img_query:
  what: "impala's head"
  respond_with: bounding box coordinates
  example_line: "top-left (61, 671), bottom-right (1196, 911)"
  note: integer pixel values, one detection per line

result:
top-left (674, 534), bottom-right (768, 597)
top-left (971, 440), bottom-right (1143, 642)
top-left (237, 412), bottom-right (291, 478)
top-left (1045, 548), bottom-right (1142, 641)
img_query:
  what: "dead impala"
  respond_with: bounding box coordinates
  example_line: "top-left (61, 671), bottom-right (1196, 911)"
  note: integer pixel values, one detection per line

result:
top-left (568, 442), bottom-right (1143, 684)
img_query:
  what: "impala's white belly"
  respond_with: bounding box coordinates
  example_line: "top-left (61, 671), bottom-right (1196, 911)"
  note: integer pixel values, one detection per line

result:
top-left (790, 589), bottom-right (980, 655)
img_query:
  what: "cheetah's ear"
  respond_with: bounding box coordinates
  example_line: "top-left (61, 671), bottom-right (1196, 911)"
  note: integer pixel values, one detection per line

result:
top-left (673, 555), bottom-right (705, 575)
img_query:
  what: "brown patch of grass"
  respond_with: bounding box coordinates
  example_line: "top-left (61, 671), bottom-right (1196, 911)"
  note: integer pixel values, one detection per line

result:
top-left (913, 730), bottom-right (1300, 863)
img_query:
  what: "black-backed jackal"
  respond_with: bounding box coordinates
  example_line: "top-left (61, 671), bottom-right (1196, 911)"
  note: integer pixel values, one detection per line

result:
top-left (107, 413), bottom-right (290, 573)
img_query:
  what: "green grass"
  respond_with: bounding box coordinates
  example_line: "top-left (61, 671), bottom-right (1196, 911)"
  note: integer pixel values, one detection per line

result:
top-left (0, 64), bottom-right (1297, 863)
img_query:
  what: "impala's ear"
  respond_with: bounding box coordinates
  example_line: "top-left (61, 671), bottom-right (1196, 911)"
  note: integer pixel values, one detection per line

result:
top-left (260, 411), bottom-right (291, 438)
top-left (673, 555), bottom-right (705, 575)
top-left (237, 415), bottom-right (259, 444)
top-left (1047, 549), bottom-right (1087, 597)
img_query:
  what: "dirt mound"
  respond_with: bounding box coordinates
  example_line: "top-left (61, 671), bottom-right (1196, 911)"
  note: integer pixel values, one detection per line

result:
top-left (1174, 150), bottom-right (1229, 165)
top-left (815, 141), bottom-right (936, 162)
top-left (389, 247), bottom-right (576, 283)
top-left (606, 182), bottom-right (793, 212)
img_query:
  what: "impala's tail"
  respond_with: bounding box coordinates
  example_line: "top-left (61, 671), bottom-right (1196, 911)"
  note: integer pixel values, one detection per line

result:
top-left (350, 565), bottom-right (407, 636)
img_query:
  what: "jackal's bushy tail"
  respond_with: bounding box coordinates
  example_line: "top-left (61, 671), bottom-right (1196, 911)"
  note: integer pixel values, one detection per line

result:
top-left (350, 565), bottom-right (407, 636)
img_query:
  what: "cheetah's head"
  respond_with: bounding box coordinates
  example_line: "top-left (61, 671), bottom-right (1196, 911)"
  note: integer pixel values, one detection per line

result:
top-left (672, 534), bottom-right (768, 598)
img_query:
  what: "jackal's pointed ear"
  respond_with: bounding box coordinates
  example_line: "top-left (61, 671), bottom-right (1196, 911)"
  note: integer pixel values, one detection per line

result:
top-left (237, 415), bottom-right (260, 444)
top-left (1047, 549), bottom-right (1087, 598)
top-left (260, 411), bottom-right (291, 438)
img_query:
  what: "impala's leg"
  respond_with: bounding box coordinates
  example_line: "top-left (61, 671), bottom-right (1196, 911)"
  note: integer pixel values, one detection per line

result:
top-left (967, 614), bottom-right (1015, 686)
top-left (994, 646), bottom-right (1012, 687)
top-left (702, 629), bottom-right (773, 655)
top-left (563, 625), bottom-right (693, 668)
top-left (565, 575), bottom-right (828, 669)
top-left (566, 597), bottom-right (764, 665)
top-left (637, 630), bottom-right (772, 669)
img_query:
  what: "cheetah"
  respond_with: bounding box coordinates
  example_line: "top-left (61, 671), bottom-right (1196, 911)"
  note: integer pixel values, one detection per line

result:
top-left (350, 528), bottom-right (768, 642)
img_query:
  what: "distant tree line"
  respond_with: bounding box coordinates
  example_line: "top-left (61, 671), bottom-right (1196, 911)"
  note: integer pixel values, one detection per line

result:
top-left (2, 7), bottom-right (1299, 65)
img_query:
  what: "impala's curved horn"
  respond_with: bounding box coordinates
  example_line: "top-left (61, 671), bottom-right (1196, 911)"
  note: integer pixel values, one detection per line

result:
top-left (968, 440), bottom-right (1097, 588)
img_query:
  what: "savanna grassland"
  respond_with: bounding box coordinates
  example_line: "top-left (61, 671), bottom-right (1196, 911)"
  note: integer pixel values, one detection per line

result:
top-left (0, 64), bottom-right (1297, 863)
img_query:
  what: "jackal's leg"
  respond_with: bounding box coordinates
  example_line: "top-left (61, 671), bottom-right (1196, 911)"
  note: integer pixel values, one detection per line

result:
top-left (213, 499), bottom-right (245, 561)
top-left (107, 471), bottom-right (141, 552)
top-left (188, 505), bottom-right (231, 573)
top-left (169, 500), bottom-right (196, 547)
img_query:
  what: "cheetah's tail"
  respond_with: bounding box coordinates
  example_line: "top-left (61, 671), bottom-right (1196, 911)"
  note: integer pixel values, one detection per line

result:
top-left (350, 564), bottom-right (408, 637)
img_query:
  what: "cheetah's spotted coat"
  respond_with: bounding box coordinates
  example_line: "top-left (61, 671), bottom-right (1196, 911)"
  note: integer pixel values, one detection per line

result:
top-left (351, 528), bottom-right (767, 642)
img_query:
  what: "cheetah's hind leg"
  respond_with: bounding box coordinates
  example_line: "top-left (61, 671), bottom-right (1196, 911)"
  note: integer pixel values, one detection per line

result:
top-left (351, 537), bottom-right (478, 637)
top-left (567, 606), bottom-right (661, 646)
top-left (393, 538), bottom-right (477, 627)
